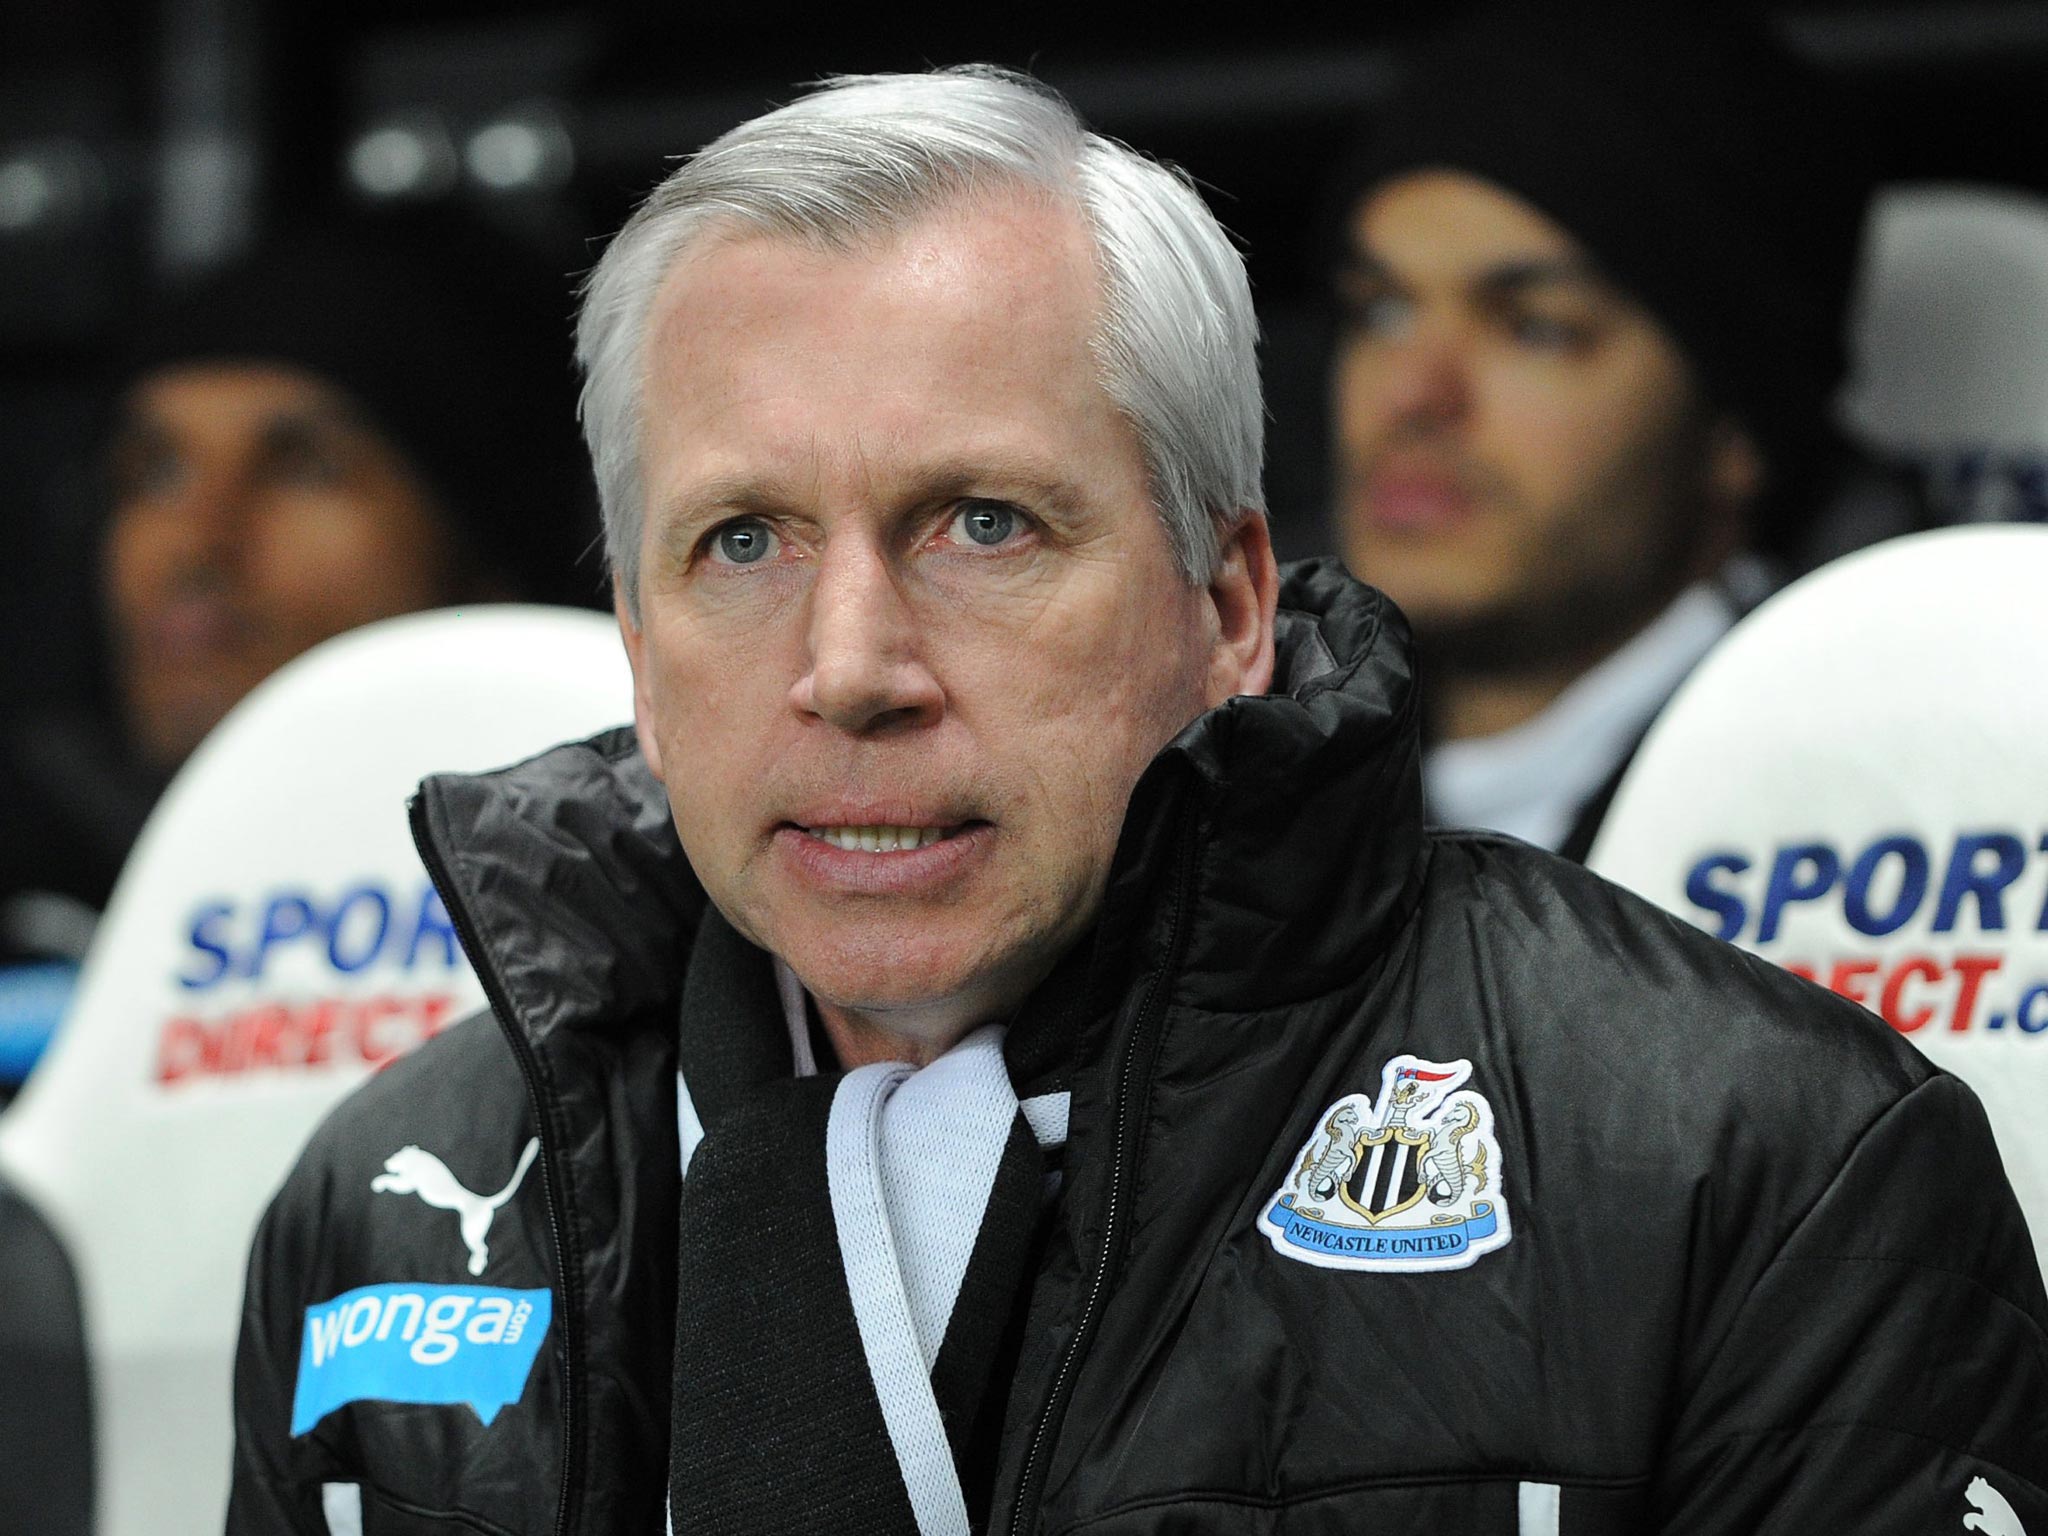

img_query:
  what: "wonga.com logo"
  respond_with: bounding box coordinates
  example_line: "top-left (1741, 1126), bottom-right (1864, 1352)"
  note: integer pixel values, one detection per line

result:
top-left (291, 1282), bottom-right (551, 1434)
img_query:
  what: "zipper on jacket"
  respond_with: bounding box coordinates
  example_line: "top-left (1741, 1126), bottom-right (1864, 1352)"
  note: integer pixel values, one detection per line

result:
top-left (410, 803), bottom-right (579, 1536)
top-left (1004, 807), bottom-right (1202, 1536)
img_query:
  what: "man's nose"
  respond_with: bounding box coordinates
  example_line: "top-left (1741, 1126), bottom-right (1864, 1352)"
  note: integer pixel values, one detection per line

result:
top-left (788, 541), bottom-right (944, 733)
top-left (155, 460), bottom-right (255, 570)
top-left (1375, 321), bottom-right (1472, 431)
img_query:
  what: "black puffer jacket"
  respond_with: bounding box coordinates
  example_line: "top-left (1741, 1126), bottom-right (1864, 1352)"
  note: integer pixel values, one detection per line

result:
top-left (230, 562), bottom-right (2048, 1534)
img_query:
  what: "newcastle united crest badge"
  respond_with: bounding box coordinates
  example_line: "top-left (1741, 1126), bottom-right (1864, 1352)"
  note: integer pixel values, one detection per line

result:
top-left (1259, 1054), bottom-right (1510, 1273)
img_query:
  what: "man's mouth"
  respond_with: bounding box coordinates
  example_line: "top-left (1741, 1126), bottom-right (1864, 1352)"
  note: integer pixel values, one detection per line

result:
top-left (798, 823), bottom-right (967, 853)
top-left (138, 594), bottom-right (256, 662)
top-left (1358, 470), bottom-right (1477, 535)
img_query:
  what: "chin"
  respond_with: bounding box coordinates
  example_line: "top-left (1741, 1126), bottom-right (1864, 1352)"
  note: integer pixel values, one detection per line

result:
top-left (796, 946), bottom-right (980, 1018)
top-left (784, 922), bottom-right (1047, 1034)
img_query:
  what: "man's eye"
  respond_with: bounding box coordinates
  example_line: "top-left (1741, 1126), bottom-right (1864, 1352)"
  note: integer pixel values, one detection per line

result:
top-left (1508, 311), bottom-right (1594, 352)
top-left (272, 442), bottom-right (345, 488)
top-left (1336, 287), bottom-right (1413, 341)
top-left (709, 519), bottom-right (779, 566)
top-left (115, 446), bottom-right (185, 501)
top-left (261, 422), bottom-right (353, 489)
top-left (948, 502), bottom-right (1022, 548)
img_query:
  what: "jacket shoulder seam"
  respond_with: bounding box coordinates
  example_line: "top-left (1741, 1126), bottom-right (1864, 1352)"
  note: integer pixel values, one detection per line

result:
top-left (1671, 1416), bottom-right (2047, 1502)
top-left (1050, 1468), bottom-right (1651, 1532)
top-left (1765, 1250), bottom-right (2048, 1348)
top-left (1681, 1074), bottom-right (2013, 1394)
top-left (358, 1477), bottom-right (525, 1536)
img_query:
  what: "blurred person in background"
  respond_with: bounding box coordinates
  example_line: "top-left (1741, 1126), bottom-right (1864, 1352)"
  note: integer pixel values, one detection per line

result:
top-left (1326, 2), bottom-right (1872, 859)
top-left (0, 215), bottom-right (596, 1099)
top-left (103, 218), bottom-right (596, 773)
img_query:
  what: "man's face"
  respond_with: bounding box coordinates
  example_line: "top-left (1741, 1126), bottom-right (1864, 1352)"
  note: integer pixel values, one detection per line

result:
top-left (105, 364), bottom-right (462, 769)
top-left (621, 195), bottom-right (1273, 1050)
top-left (1331, 171), bottom-right (1749, 669)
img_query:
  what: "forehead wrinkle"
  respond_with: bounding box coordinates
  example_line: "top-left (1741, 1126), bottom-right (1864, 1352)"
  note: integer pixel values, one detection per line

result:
top-left (844, 426), bottom-right (882, 501)
top-left (785, 401), bottom-right (1096, 511)
top-left (641, 193), bottom-right (1133, 551)
top-left (817, 430), bottom-right (1096, 526)
top-left (653, 192), bottom-right (1081, 332)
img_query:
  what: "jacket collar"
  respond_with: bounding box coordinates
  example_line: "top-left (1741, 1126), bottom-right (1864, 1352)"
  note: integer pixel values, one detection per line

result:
top-left (1094, 558), bottom-right (1425, 1015)
top-left (411, 558), bottom-right (1424, 1048)
top-left (411, 725), bottom-right (703, 1050)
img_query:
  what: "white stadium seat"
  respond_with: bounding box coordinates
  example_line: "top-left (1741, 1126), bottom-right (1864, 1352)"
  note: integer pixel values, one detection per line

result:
top-left (1840, 183), bottom-right (2048, 524)
top-left (1590, 526), bottom-right (2048, 1271)
top-left (0, 605), bottom-right (630, 1536)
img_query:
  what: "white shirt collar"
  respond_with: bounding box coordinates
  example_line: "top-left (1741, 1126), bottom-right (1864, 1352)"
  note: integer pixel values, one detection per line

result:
top-left (1424, 577), bottom-right (1742, 852)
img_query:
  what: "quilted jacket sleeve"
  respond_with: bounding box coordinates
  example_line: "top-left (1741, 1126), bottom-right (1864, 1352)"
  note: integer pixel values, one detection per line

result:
top-left (226, 1168), bottom-right (351, 1535)
top-left (1656, 1072), bottom-right (2048, 1533)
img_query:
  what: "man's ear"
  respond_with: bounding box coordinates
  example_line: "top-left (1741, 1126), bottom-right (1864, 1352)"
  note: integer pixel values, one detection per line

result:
top-left (613, 580), bottom-right (667, 783)
top-left (1706, 419), bottom-right (1767, 535)
top-left (1204, 512), bottom-right (1281, 704)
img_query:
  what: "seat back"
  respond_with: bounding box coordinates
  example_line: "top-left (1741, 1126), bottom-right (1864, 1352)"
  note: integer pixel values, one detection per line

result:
top-left (1840, 183), bottom-right (2048, 524)
top-left (1589, 527), bottom-right (2048, 1270)
top-left (0, 605), bottom-right (631, 1536)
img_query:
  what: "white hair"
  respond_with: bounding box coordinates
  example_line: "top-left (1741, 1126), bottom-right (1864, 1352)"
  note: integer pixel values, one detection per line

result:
top-left (575, 65), bottom-right (1265, 617)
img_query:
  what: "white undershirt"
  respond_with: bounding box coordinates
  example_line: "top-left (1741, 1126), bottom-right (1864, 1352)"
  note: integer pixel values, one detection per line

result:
top-left (1424, 578), bottom-right (1743, 852)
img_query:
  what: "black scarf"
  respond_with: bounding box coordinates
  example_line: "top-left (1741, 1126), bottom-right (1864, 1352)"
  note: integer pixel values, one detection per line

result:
top-left (668, 914), bottom-right (1082, 1534)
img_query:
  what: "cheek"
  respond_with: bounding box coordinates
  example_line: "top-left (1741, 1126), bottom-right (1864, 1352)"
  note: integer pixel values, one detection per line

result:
top-left (640, 619), bottom-right (782, 839)
top-left (101, 509), bottom-right (160, 620)
top-left (998, 581), bottom-right (1209, 820)
top-left (1468, 369), bottom-right (1608, 511)
top-left (644, 604), bottom-right (779, 720)
top-left (1330, 343), bottom-right (1384, 441)
top-left (256, 496), bottom-right (451, 633)
top-left (1480, 340), bottom-right (1693, 502)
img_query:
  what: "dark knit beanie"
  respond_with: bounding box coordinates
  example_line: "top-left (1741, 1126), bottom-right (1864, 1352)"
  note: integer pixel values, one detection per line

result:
top-left (1330, 2), bottom-right (1873, 546)
top-left (120, 213), bottom-right (601, 608)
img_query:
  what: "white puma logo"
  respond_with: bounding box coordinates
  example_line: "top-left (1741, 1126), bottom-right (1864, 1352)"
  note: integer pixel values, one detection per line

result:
top-left (371, 1139), bottom-right (541, 1276)
top-left (1966, 1476), bottom-right (2029, 1536)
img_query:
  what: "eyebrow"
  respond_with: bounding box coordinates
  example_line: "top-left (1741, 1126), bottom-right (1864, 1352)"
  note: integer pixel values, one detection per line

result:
top-left (1341, 250), bottom-right (1613, 299)
top-left (649, 474), bottom-right (804, 547)
top-left (652, 454), bottom-right (1094, 544)
top-left (1479, 255), bottom-right (1606, 290)
top-left (255, 404), bottom-right (363, 448)
top-left (901, 456), bottom-right (1093, 525)
top-left (118, 395), bottom-right (366, 448)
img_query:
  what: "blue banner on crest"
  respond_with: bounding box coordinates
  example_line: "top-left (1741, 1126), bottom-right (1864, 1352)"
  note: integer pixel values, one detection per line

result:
top-left (291, 1282), bottom-right (551, 1435)
top-left (1267, 1196), bottom-right (1499, 1262)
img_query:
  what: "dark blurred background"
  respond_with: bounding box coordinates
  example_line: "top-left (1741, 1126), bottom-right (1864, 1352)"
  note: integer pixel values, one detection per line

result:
top-left (5, 0), bottom-right (2048, 728)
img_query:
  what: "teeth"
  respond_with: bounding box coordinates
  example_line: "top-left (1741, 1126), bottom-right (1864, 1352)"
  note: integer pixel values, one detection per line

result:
top-left (807, 824), bottom-right (949, 852)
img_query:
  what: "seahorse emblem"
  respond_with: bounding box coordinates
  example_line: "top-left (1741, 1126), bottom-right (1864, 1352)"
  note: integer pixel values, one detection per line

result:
top-left (1260, 1053), bottom-right (1512, 1274)
top-left (1420, 1100), bottom-right (1488, 1206)
top-left (1293, 1104), bottom-right (1363, 1216)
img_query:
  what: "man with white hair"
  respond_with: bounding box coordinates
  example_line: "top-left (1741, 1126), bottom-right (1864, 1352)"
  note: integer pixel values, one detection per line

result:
top-left (230, 67), bottom-right (2046, 1535)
